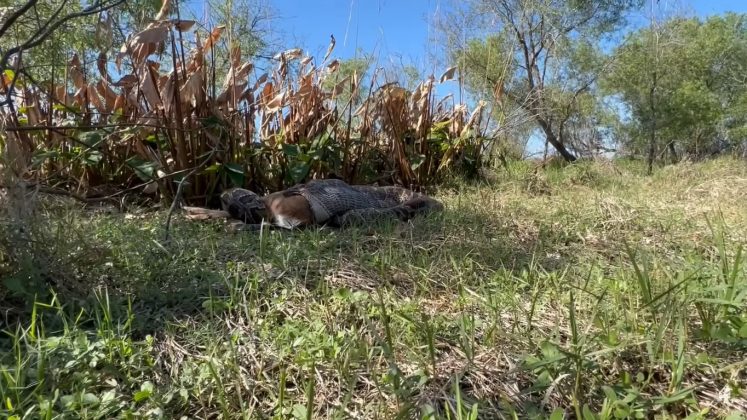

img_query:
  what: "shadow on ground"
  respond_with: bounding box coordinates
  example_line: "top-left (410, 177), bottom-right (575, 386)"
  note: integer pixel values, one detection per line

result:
top-left (1, 198), bottom-right (573, 338)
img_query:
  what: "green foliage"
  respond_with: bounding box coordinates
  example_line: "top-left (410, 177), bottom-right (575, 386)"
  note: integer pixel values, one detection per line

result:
top-left (201, 0), bottom-right (276, 81)
top-left (447, 0), bottom-right (642, 160)
top-left (320, 54), bottom-right (373, 107)
top-left (603, 13), bottom-right (747, 159)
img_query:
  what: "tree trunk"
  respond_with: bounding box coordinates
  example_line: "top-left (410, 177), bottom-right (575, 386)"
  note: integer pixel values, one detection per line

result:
top-left (537, 119), bottom-right (577, 162)
top-left (668, 141), bottom-right (678, 163)
top-left (647, 70), bottom-right (657, 175)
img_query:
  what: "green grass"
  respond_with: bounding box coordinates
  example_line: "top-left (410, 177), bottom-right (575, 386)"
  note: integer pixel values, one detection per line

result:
top-left (2, 157), bottom-right (746, 419)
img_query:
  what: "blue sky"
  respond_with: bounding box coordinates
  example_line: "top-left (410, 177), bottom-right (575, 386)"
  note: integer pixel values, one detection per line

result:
top-left (267, 0), bottom-right (746, 70)
top-left (180, 0), bottom-right (747, 79)
top-left (269, 0), bottom-right (443, 72)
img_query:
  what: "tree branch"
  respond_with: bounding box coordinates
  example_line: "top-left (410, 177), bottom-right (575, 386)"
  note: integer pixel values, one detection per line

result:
top-left (0, 0), bottom-right (38, 40)
top-left (0, 0), bottom-right (125, 106)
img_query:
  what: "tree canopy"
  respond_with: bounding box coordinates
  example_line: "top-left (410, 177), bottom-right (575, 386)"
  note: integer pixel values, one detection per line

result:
top-left (603, 13), bottom-right (747, 160)
top-left (442, 0), bottom-right (643, 161)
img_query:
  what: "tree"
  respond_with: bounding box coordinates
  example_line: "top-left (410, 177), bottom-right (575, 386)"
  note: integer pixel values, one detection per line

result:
top-left (438, 0), bottom-right (643, 161)
top-left (198, 0), bottom-right (278, 78)
top-left (321, 54), bottom-right (372, 109)
top-left (603, 13), bottom-right (747, 164)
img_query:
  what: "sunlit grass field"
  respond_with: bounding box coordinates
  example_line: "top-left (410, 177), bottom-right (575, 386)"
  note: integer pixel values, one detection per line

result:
top-left (2, 157), bottom-right (746, 419)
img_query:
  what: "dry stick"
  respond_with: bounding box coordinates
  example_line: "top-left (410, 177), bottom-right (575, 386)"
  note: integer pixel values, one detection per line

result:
top-left (173, 1), bottom-right (199, 194)
top-left (169, 27), bottom-right (189, 173)
top-left (162, 150), bottom-right (216, 242)
top-left (349, 70), bottom-right (380, 181)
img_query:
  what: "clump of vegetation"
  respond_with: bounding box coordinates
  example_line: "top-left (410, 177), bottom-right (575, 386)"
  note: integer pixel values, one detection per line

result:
top-left (1, 0), bottom-right (491, 209)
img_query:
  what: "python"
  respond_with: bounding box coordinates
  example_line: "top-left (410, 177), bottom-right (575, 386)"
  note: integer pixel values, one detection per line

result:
top-left (219, 178), bottom-right (444, 230)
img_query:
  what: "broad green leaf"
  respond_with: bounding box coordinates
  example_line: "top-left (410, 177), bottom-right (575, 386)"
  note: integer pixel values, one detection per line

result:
top-left (738, 322), bottom-right (747, 338)
top-left (291, 404), bottom-right (307, 419)
top-left (225, 163), bottom-right (245, 187)
top-left (289, 162), bottom-right (310, 184)
top-left (31, 150), bottom-right (60, 167)
top-left (134, 381), bottom-right (154, 402)
top-left (410, 154), bottom-right (426, 171)
top-left (549, 408), bottom-right (565, 420)
top-left (83, 150), bottom-right (103, 166)
top-left (126, 157), bottom-right (158, 181)
top-left (283, 143), bottom-right (302, 157)
top-left (78, 131), bottom-right (105, 148)
top-left (133, 390), bottom-right (151, 402)
top-left (202, 163), bottom-right (222, 174)
top-left (81, 393), bottom-right (100, 406)
top-left (582, 404), bottom-right (597, 420)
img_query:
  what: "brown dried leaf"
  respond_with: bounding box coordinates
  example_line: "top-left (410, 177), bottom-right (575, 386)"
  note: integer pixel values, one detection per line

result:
top-left (115, 52), bottom-right (126, 73)
top-left (235, 62), bottom-right (253, 80)
top-left (326, 59), bottom-right (340, 73)
top-left (130, 43), bottom-right (158, 65)
top-left (331, 76), bottom-right (350, 97)
top-left (94, 15), bottom-right (113, 46)
top-left (68, 54), bottom-right (86, 89)
top-left (87, 83), bottom-right (106, 113)
top-left (274, 48), bottom-right (302, 61)
top-left (264, 92), bottom-right (284, 113)
top-left (139, 66), bottom-right (162, 110)
top-left (230, 45), bottom-right (241, 68)
top-left (493, 81), bottom-right (504, 105)
top-left (241, 88), bottom-right (254, 105)
top-left (171, 19), bottom-right (195, 32)
top-left (25, 102), bottom-right (40, 126)
top-left (218, 82), bottom-right (247, 108)
top-left (96, 52), bottom-right (110, 82)
top-left (462, 100), bottom-right (486, 136)
top-left (159, 73), bottom-right (174, 114)
top-left (1, 72), bottom-right (11, 89)
top-left (69, 53), bottom-right (82, 70)
top-left (96, 80), bottom-right (118, 111)
top-left (112, 74), bottom-right (138, 87)
top-left (72, 86), bottom-right (86, 105)
top-left (113, 93), bottom-right (125, 112)
top-left (255, 74), bottom-right (269, 92)
top-left (297, 74), bottom-right (314, 97)
top-left (183, 206), bottom-right (231, 220)
top-left (203, 25), bottom-right (226, 52)
top-left (180, 71), bottom-right (203, 106)
top-left (130, 25), bottom-right (169, 45)
top-left (223, 62), bottom-right (253, 91)
top-left (439, 66), bottom-right (458, 83)
top-left (136, 112), bottom-right (159, 126)
top-left (54, 86), bottom-right (70, 105)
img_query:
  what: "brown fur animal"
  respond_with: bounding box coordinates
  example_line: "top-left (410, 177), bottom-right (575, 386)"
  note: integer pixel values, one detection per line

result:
top-left (220, 179), bottom-right (443, 230)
